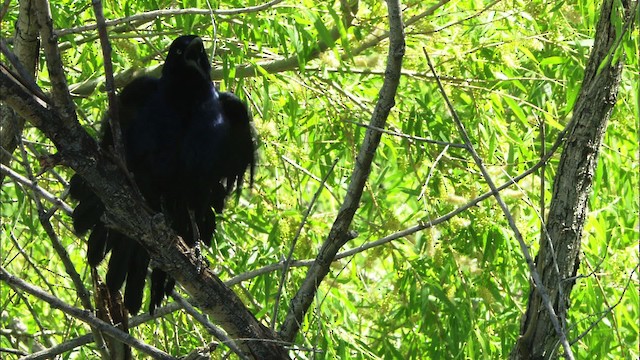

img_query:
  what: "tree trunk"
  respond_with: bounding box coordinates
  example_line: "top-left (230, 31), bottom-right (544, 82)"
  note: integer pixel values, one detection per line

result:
top-left (510, 0), bottom-right (634, 359)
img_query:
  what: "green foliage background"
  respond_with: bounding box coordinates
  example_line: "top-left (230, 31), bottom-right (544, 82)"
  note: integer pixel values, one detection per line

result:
top-left (1, 0), bottom-right (638, 358)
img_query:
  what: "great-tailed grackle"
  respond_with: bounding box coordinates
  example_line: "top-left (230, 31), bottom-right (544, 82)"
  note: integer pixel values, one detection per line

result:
top-left (70, 35), bottom-right (256, 314)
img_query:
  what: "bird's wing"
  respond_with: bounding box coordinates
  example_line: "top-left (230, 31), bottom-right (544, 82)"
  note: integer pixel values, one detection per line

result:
top-left (218, 91), bottom-right (256, 193)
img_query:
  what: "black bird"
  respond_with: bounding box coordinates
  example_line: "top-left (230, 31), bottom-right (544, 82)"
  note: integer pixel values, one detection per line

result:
top-left (70, 35), bottom-right (256, 314)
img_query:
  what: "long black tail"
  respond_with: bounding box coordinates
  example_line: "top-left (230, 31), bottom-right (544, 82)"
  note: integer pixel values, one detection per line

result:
top-left (69, 174), bottom-right (151, 315)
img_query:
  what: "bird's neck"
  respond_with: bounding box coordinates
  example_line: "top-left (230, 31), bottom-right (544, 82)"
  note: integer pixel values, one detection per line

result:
top-left (162, 76), bottom-right (214, 107)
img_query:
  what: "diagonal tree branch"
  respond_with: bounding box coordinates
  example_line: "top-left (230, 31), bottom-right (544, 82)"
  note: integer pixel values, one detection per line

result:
top-left (0, 267), bottom-right (176, 360)
top-left (279, 0), bottom-right (405, 342)
top-left (423, 46), bottom-right (574, 360)
top-left (0, 163), bottom-right (73, 214)
top-left (34, 0), bottom-right (77, 125)
top-left (91, 0), bottom-right (126, 165)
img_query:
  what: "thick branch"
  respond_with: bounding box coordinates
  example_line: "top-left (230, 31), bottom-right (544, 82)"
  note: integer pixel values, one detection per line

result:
top-left (510, 0), bottom-right (633, 358)
top-left (279, 0), bottom-right (405, 342)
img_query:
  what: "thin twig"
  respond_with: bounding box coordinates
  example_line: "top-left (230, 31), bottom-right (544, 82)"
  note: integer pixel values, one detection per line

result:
top-left (55, 1), bottom-right (286, 37)
top-left (271, 159), bottom-right (339, 329)
top-left (91, 0), bottom-right (125, 164)
top-left (0, 163), bottom-right (73, 215)
top-left (568, 265), bottom-right (638, 346)
top-left (345, 120), bottom-right (467, 148)
top-left (423, 48), bottom-right (574, 359)
top-left (418, 144), bottom-right (450, 200)
top-left (0, 267), bottom-right (177, 360)
top-left (171, 292), bottom-right (250, 360)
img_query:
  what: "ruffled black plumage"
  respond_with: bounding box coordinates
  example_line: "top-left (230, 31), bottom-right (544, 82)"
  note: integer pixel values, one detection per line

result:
top-left (69, 35), bottom-right (256, 315)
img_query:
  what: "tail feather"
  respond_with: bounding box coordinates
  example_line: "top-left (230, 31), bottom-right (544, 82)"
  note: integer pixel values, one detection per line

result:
top-left (87, 223), bottom-right (109, 266)
top-left (149, 269), bottom-right (167, 315)
top-left (123, 248), bottom-right (150, 315)
top-left (105, 233), bottom-right (133, 292)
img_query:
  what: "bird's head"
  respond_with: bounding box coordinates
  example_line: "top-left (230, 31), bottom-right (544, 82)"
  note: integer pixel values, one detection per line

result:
top-left (162, 35), bottom-right (212, 84)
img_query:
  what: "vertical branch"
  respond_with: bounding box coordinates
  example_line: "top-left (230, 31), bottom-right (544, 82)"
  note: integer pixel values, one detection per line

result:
top-left (34, 0), bottom-right (77, 125)
top-left (538, 114), bottom-right (546, 243)
top-left (91, 0), bottom-right (125, 163)
top-left (279, 0), bottom-right (405, 342)
top-left (511, 0), bottom-right (634, 358)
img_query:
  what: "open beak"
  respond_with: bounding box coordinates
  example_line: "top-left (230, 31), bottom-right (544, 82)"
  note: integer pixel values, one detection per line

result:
top-left (184, 37), bottom-right (209, 78)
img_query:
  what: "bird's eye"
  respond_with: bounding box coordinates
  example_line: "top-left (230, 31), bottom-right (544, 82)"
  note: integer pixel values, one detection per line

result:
top-left (176, 49), bottom-right (182, 55)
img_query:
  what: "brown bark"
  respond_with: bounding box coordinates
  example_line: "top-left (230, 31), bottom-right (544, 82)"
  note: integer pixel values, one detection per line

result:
top-left (510, 0), bottom-right (635, 359)
top-left (0, 0), bottom-right (39, 184)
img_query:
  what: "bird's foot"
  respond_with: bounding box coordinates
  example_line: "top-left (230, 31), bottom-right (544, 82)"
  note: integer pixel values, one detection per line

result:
top-left (191, 241), bottom-right (209, 274)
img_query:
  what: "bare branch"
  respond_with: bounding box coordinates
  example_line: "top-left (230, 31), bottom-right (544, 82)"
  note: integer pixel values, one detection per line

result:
top-left (54, 1), bottom-right (285, 37)
top-left (0, 267), bottom-right (177, 360)
top-left (0, 163), bottom-right (73, 215)
top-left (280, 0), bottom-right (405, 342)
top-left (345, 120), bottom-right (467, 148)
top-left (34, 0), bottom-right (77, 125)
top-left (271, 159), bottom-right (339, 329)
